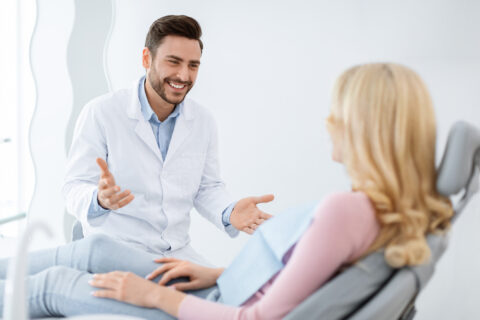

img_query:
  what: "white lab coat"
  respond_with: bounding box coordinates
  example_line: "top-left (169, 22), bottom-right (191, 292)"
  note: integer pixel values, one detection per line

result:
top-left (63, 78), bottom-right (238, 264)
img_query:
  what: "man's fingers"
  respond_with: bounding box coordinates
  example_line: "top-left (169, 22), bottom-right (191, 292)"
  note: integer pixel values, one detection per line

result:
top-left (99, 177), bottom-right (115, 190)
top-left (260, 212), bottom-right (273, 220)
top-left (99, 190), bottom-right (134, 211)
top-left (255, 218), bottom-right (265, 225)
top-left (98, 179), bottom-right (108, 190)
top-left (243, 227), bottom-right (254, 234)
top-left (109, 189), bottom-right (131, 204)
top-left (107, 190), bottom-right (133, 210)
top-left (117, 194), bottom-right (134, 208)
top-left (101, 185), bottom-right (121, 198)
top-left (253, 194), bottom-right (275, 205)
top-left (96, 158), bottom-right (111, 177)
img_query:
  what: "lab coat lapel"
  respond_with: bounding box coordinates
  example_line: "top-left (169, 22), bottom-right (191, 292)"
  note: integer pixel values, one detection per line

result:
top-left (165, 112), bottom-right (192, 164)
top-left (134, 120), bottom-right (163, 162)
top-left (127, 80), bottom-right (163, 162)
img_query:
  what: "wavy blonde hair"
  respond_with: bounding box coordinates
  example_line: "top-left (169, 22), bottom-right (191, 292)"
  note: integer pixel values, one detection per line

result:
top-left (327, 63), bottom-right (453, 268)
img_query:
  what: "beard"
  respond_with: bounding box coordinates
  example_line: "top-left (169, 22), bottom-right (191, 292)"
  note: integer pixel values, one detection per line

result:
top-left (147, 66), bottom-right (193, 105)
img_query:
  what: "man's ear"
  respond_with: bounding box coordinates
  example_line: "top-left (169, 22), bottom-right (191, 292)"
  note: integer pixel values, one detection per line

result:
top-left (142, 47), bottom-right (151, 69)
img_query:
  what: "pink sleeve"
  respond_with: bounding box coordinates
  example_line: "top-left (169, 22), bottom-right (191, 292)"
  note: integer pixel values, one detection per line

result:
top-left (179, 192), bottom-right (379, 320)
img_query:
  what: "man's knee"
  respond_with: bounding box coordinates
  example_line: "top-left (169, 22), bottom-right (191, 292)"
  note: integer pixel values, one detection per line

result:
top-left (82, 233), bottom-right (116, 252)
top-left (45, 265), bottom-right (71, 276)
top-left (42, 265), bottom-right (78, 284)
top-left (39, 266), bottom-right (88, 299)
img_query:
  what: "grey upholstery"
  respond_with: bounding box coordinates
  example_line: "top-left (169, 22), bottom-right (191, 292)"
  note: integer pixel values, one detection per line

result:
top-left (437, 121), bottom-right (480, 196)
top-left (347, 234), bottom-right (448, 320)
top-left (285, 121), bottom-right (480, 320)
top-left (284, 234), bottom-right (449, 320)
top-left (284, 250), bottom-right (395, 320)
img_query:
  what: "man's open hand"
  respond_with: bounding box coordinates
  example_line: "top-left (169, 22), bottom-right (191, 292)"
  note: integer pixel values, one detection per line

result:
top-left (96, 158), bottom-right (134, 210)
top-left (230, 194), bottom-right (274, 234)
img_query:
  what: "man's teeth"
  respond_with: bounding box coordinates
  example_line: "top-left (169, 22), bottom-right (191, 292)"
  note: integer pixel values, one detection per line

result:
top-left (169, 82), bottom-right (185, 89)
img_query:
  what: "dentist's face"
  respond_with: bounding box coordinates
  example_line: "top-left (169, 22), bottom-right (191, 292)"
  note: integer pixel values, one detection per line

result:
top-left (142, 35), bottom-right (202, 105)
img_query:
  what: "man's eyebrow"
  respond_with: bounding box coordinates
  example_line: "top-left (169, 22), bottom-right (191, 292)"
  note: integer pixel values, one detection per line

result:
top-left (166, 55), bottom-right (200, 65)
top-left (166, 55), bottom-right (183, 61)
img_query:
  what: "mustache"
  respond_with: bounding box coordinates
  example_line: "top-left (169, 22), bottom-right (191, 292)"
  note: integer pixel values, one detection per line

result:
top-left (164, 78), bottom-right (192, 86)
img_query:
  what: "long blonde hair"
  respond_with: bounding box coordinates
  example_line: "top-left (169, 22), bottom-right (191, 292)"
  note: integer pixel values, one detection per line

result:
top-left (328, 63), bottom-right (453, 268)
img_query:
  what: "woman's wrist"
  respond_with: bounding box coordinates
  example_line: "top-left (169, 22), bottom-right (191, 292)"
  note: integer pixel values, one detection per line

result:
top-left (149, 284), bottom-right (166, 308)
top-left (152, 284), bottom-right (187, 317)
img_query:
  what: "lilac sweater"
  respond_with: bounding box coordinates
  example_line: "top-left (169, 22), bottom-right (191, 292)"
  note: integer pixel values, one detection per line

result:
top-left (179, 192), bottom-right (380, 319)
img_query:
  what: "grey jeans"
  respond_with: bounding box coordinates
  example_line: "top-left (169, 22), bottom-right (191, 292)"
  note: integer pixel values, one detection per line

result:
top-left (0, 234), bottom-right (218, 319)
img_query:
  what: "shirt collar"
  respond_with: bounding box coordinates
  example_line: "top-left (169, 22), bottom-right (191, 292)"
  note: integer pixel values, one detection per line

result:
top-left (139, 75), bottom-right (182, 123)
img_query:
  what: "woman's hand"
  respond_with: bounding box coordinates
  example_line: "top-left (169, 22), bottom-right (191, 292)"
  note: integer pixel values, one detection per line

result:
top-left (147, 257), bottom-right (224, 291)
top-left (89, 271), bottom-right (185, 317)
top-left (89, 271), bottom-right (167, 308)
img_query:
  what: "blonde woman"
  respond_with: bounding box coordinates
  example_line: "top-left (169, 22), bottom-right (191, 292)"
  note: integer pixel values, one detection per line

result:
top-left (0, 63), bottom-right (453, 319)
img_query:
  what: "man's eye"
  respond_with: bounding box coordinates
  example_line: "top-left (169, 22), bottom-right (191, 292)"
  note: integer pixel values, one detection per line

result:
top-left (190, 64), bottom-right (199, 69)
top-left (169, 60), bottom-right (179, 64)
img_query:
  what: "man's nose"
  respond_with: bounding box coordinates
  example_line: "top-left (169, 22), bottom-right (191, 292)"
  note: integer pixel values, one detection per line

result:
top-left (176, 66), bottom-right (189, 82)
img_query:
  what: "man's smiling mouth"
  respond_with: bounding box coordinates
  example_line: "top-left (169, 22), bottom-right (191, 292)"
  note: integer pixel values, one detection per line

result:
top-left (168, 81), bottom-right (186, 89)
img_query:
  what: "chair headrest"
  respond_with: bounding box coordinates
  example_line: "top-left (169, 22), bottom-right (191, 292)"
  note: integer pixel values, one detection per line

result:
top-left (437, 121), bottom-right (480, 196)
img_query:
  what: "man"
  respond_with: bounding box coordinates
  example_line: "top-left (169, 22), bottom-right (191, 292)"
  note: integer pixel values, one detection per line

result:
top-left (63, 15), bottom-right (273, 264)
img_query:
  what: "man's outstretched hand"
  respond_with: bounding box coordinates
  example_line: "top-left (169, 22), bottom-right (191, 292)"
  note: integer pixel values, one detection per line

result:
top-left (96, 158), bottom-right (134, 210)
top-left (230, 194), bottom-right (274, 234)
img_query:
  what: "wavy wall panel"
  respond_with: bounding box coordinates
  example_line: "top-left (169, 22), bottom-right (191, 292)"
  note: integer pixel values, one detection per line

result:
top-left (28, 0), bottom-right (75, 246)
top-left (29, 0), bottom-right (113, 245)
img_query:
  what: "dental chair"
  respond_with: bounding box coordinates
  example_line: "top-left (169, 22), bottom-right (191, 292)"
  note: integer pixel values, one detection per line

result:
top-left (285, 120), bottom-right (480, 320)
top-left (66, 121), bottom-right (479, 320)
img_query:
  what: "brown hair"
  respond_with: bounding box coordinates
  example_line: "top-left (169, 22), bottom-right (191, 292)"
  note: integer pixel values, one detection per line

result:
top-left (145, 15), bottom-right (203, 57)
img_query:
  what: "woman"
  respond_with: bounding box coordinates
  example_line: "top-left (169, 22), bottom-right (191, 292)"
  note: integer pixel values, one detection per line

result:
top-left (0, 63), bottom-right (452, 319)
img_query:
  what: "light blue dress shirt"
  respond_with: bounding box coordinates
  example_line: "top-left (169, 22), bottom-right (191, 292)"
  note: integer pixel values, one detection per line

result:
top-left (88, 76), bottom-right (234, 226)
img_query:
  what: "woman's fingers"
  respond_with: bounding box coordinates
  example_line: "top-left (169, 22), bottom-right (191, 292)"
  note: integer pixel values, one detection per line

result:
top-left (172, 280), bottom-right (201, 291)
top-left (154, 257), bottom-right (180, 263)
top-left (146, 262), bottom-right (177, 280)
top-left (158, 267), bottom-right (185, 286)
top-left (89, 274), bottom-right (119, 289)
top-left (91, 289), bottom-right (116, 299)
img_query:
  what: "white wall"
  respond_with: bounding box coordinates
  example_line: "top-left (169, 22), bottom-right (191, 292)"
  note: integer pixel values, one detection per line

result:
top-left (28, 0), bottom-right (480, 318)
top-left (105, 1), bottom-right (480, 318)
